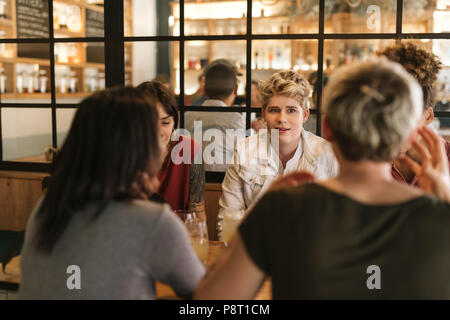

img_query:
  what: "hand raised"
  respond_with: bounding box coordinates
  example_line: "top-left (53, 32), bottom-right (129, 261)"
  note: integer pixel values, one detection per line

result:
top-left (401, 126), bottom-right (450, 202)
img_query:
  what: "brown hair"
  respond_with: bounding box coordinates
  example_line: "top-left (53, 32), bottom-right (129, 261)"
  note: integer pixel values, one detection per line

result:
top-left (377, 41), bottom-right (442, 110)
top-left (35, 87), bottom-right (162, 254)
top-left (259, 70), bottom-right (311, 111)
top-left (138, 80), bottom-right (179, 129)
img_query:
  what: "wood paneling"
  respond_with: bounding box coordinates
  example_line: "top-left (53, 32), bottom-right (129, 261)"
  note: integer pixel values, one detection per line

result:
top-left (204, 183), bottom-right (222, 241)
top-left (0, 171), bottom-right (47, 231)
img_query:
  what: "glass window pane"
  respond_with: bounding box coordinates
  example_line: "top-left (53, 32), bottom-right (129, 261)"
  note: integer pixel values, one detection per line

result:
top-left (252, 0), bottom-right (318, 34)
top-left (55, 42), bottom-right (104, 104)
top-left (435, 117), bottom-right (450, 142)
top-left (324, 39), bottom-right (395, 70)
top-left (125, 0), bottom-right (179, 37)
top-left (403, 0), bottom-right (448, 33)
top-left (184, 0), bottom-right (247, 36)
top-left (1, 43), bottom-right (51, 103)
top-left (184, 40), bottom-right (246, 105)
top-left (125, 41), bottom-right (179, 95)
top-left (325, 0), bottom-right (396, 33)
top-left (1, 107), bottom-right (52, 162)
top-left (53, 0), bottom-right (104, 38)
top-left (56, 108), bottom-right (77, 148)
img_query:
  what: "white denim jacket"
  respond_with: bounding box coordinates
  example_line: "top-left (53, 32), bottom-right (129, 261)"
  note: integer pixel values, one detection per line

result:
top-left (217, 129), bottom-right (338, 239)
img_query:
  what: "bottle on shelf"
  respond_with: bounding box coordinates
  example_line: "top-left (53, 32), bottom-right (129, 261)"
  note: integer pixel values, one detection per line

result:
top-left (69, 71), bottom-right (77, 93)
top-left (60, 72), bottom-right (68, 94)
top-left (254, 50), bottom-right (259, 69)
top-left (16, 71), bottom-right (24, 94)
top-left (0, 67), bottom-right (6, 94)
top-left (268, 48), bottom-right (274, 70)
top-left (97, 72), bottom-right (105, 90)
top-left (39, 70), bottom-right (48, 93)
top-left (0, 1), bottom-right (8, 19)
top-left (25, 71), bottom-right (33, 94)
top-left (32, 65), bottom-right (39, 93)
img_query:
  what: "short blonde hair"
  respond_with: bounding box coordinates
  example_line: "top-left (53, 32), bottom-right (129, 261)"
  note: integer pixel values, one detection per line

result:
top-left (323, 58), bottom-right (423, 162)
top-left (259, 70), bottom-right (311, 111)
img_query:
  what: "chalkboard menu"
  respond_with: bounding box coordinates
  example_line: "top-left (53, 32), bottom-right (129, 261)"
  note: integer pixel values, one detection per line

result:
top-left (86, 9), bottom-right (104, 63)
top-left (16, 0), bottom-right (49, 38)
top-left (16, 0), bottom-right (50, 59)
top-left (86, 9), bottom-right (104, 37)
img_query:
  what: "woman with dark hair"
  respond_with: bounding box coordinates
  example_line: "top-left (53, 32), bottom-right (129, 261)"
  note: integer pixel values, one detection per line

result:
top-left (138, 80), bottom-right (206, 220)
top-left (18, 87), bottom-right (205, 299)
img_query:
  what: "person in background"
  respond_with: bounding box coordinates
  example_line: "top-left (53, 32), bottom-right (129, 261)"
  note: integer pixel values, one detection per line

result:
top-left (185, 74), bottom-right (206, 106)
top-left (217, 69), bottom-right (338, 239)
top-left (377, 41), bottom-right (450, 186)
top-left (19, 87), bottom-right (205, 299)
top-left (195, 59), bottom-right (450, 300)
top-left (184, 59), bottom-right (246, 172)
top-left (138, 80), bottom-right (206, 220)
top-left (250, 80), bottom-right (266, 134)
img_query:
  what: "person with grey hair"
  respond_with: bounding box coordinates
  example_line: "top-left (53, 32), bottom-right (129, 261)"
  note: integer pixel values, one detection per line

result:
top-left (194, 58), bottom-right (450, 299)
top-left (217, 69), bottom-right (338, 239)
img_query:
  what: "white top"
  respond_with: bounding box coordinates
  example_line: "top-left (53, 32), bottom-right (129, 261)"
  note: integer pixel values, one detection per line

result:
top-left (184, 99), bottom-right (246, 172)
top-left (217, 129), bottom-right (339, 239)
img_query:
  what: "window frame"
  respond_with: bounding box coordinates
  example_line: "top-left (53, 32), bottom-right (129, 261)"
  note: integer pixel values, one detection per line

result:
top-left (1, 0), bottom-right (449, 183)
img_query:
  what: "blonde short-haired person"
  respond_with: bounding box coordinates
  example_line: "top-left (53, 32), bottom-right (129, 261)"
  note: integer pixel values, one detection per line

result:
top-left (195, 59), bottom-right (450, 299)
top-left (217, 70), bottom-right (338, 238)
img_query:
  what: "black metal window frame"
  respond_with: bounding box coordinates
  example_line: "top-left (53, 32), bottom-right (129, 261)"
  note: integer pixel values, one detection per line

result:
top-left (0, 0), bottom-right (449, 181)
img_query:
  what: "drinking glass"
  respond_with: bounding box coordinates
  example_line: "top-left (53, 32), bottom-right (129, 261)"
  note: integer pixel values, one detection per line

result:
top-left (175, 210), bottom-right (209, 264)
top-left (222, 209), bottom-right (245, 246)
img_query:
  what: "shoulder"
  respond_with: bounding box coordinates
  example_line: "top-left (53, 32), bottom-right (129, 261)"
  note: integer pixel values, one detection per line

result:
top-left (303, 130), bottom-right (336, 161)
top-left (303, 130), bottom-right (332, 152)
top-left (117, 200), bottom-right (181, 229)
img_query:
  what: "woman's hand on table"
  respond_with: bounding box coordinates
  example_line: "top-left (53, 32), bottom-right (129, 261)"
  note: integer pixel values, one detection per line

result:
top-left (401, 126), bottom-right (450, 202)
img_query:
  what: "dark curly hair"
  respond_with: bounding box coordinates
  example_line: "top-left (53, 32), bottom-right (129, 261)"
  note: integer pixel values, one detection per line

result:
top-left (377, 42), bottom-right (443, 110)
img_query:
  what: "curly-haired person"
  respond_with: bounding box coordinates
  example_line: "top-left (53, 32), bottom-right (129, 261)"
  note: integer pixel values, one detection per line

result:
top-left (377, 41), bottom-right (450, 187)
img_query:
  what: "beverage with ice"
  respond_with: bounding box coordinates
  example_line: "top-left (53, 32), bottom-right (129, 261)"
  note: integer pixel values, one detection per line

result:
top-left (222, 210), bottom-right (245, 245)
top-left (189, 233), bottom-right (209, 264)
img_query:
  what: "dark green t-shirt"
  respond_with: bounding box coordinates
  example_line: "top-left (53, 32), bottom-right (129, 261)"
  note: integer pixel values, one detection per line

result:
top-left (239, 183), bottom-right (450, 299)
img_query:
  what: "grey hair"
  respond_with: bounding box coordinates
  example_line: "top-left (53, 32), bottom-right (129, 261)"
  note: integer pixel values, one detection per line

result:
top-left (323, 57), bottom-right (423, 162)
top-left (259, 70), bottom-right (311, 111)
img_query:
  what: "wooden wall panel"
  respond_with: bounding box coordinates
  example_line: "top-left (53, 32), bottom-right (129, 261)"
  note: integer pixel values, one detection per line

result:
top-left (204, 183), bottom-right (222, 241)
top-left (0, 172), bottom-right (46, 231)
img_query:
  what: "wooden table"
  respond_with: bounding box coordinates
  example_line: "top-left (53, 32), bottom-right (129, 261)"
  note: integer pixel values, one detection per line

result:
top-left (0, 241), bottom-right (272, 299)
top-left (157, 241), bottom-right (272, 300)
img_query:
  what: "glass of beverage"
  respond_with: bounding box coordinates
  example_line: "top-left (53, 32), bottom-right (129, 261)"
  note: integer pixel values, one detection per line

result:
top-left (222, 209), bottom-right (245, 246)
top-left (176, 210), bottom-right (209, 265)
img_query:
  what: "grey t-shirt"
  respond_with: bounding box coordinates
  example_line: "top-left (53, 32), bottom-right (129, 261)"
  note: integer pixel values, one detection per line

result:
top-left (19, 199), bottom-right (205, 299)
